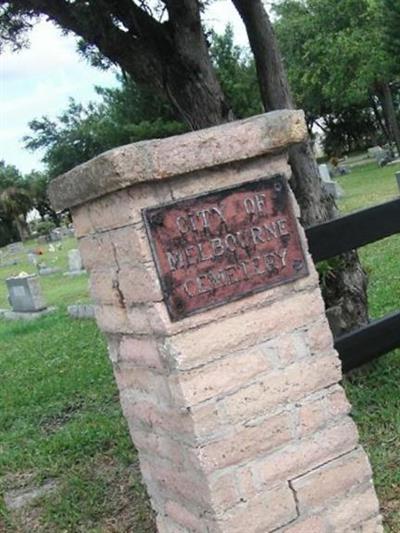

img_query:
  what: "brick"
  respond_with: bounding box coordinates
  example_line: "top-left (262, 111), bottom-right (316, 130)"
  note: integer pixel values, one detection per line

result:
top-left (164, 500), bottom-right (205, 532)
top-left (171, 153), bottom-right (290, 200)
top-left (70, 205), bottom-right (93, 237)
top-left (307, 318), bottom-right (333, 355)
top-left (121, 397), bottom-right (192, 437)
top-left (277, 515), bottom-right (328, 532)
top-left (140, 457), bottom-right (208, 508)
top-left (95, 304), bottom-right (129, 334)
top-left (325, 483), bottom-right (380, 531)
top-left (131, 427), bottom-right (185, 467)
top-left (347, 515), bottom-right (383, 533)
top-left (78, 232), bottom-right (117, 272)
top-left (156, 515), bottom-right (187, 533)
top-left (291, 448), bottom-right (373, 513)
top-left (198, 412), bottom-right (292, 473)
top-left (278, 331), bottom-right (309, 366)
top-left (165, 290), bottom-right (325, 370)
top-left (89, 182), bottom-right (173, 228)
top-left (113, 366), bottom-right (172, 404)
top-left (209, 471), bottom-right (240, 513)
top-left (173, 346), bottom-right (273, 406)
top-left (235, 466), bottom-right (258, 500)
top-left (119, 336), bottom-right (165, 370)
top-left (220, 484), bottom-right (297, 533)
top-left (110, 223), bottom-right (153, 266)
top-left (256, 418), bottom-right (359, 486)
top-left (89, 270), bottom-right (123, 306)
top-left (296, 386), bottom-right (351, 437)
top-left (118, 264), bottom-right (163, 304)
top-left (189, 401), bottom-right (224, 441)
top-left (219, 354), bottom-right (341, 425)
top-left (126, 305), bottom-right (152, 334)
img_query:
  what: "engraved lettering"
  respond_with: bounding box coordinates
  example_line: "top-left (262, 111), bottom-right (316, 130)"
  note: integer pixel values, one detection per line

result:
top-left (277, 218), bottom-right (289, 236)
top-left (275, 248), bottom-right (288, 267)
top-left (225, 233), bottom-right (237, 252)
top-left (166, 250), bottom-right (185, 271)
top-left (183, 279), bottom-right (197, 298)
top-left (251, 226), bottom-right (265, 244)
top-left (264, 222), bottom-right (278, 240)
top-left (176, 215), bottom-right (190, 234)
top-left (211, 237), bottom-right (225, 257)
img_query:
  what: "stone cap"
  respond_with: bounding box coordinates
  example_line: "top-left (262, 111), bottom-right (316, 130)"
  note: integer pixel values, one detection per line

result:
top-left (48, 110), bottom-right (307, 210)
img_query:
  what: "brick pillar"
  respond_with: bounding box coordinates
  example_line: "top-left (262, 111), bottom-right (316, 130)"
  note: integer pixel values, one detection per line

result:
top-left (49, 111), bottom-right (382, 533)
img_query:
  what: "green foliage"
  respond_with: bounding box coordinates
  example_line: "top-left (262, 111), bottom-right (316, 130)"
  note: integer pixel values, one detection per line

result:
top-left (35, 220), bottom-right (56, 236)
top-left (274, 0), bottom-right (400, 153)
top-left (211, 25), bottom-right (262, 118)
top-left (24, 77), bottom-right (186, 178)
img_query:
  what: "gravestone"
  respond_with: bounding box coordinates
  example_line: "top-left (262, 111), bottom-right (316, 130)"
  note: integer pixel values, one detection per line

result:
top-left (6, 275), bottom-right (46, 312)
top-left (66, 249), bottom-right (85, 275)
top-left (318, 164), bottom-right (343, 199)
top-left (7, 242), bottom-right (24, 254)
top-left (396, 171), bottom-right (400, 192)
top-left (49, 111), bottom-right (382, 533)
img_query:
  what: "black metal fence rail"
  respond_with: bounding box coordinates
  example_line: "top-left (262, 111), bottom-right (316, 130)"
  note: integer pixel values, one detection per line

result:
top-left (305, 197), bottom-right (400, 262)
top-left (305, 197), bottom-right (400, 370)
top-left (335, 311), bottom-right (400, 372)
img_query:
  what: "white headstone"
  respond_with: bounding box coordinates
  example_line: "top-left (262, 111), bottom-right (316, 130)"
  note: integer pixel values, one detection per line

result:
top-left (68, 249), bottom-right (83, 273)
top-left (318, 164), bottom-right (331, 182)
top-left (6, 275), bottom-right (47, 312)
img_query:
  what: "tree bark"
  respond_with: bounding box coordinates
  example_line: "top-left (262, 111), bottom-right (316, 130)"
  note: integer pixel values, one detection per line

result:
top-left (13, 0), bottom-right (231, 129)
top-left (232, 0), bottom-right (369, 334)
top-left (380, 82), bottom-right (400, 153)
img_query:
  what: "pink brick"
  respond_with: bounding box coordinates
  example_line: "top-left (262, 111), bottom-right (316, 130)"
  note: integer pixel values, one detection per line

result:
top-left (189, 401), bottom-right (223, 441)
top-left (70, 205), bottom-right (93, 237)
top-left (89, 270), bottom-right (123, 306)
top-left (110, 224), bottom-right (153, 266)
top-left (165, 290), bottom-right (325, 370)
top-left (209, 471), bottom-right (240, 513)
top-left (121, 397), bottom-right (192, 437)
top-left (131, 428), bottom-right (185, 467)
top-left (118, 264), bottom-right (163, 304)
top-left (277, 515), bottom-right (328, 532)
top-left (164, 500), bottom-right (204, 532)
top-left (220, 485), bottom-right (297, 533)
top-left (140, 457), bottom-right (208, 508)
top-left (219, 354), bottom-right (341, 425)
top-left (113, 366), bottom-right (171, 404)
top-left (256, 418), bottom-right (359, 486)
top-left (95, 304), bottom-right (129, 333)
top-left (119, 336), bottom-right (165, 370)
top-left (198, 412), bottom-right (292, 473)
top-left (307, 318), bottom-right (333, 355)
top-left (278, 331), bottom-right (309, 366)
top-left (173, 346), bottom-right (272, 406)
top-left (78, 232), bottom-right (116, 272)
top-left (296, 386), bottom-right (351, 437)
top-left (291, 448), bottom-right (373, 512)
top-left (325, 484), bottom-right (380, 530)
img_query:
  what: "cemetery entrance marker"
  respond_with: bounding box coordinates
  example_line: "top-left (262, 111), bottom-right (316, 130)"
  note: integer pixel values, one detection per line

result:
top-left (143, 175), bottom-right (308, 320)
top-left (49, 110), bottom-right (382, 532)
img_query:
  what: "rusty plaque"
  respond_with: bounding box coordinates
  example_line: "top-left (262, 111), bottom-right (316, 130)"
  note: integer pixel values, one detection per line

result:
top-left (143, 175), bottom-right (308, 321)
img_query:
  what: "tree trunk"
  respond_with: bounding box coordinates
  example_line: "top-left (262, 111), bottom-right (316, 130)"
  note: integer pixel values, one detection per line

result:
top-left (232, 0), bottom-right (369, 334)
top-left (14, 215), bottom-right (30, 242)
top-left (380, 82), bottom-right (400, 153)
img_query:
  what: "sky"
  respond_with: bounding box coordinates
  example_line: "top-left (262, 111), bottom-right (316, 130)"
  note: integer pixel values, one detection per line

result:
top-left (0, 1), bottom-right (249, 175)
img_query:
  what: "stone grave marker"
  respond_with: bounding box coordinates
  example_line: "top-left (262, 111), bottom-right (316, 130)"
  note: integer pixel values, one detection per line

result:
top-left (4, 275), bottom-right (55, 319)
top-left (66, 248), bottom-right (85, 275)
top-left (7, 241), bottom-right (24, 254)
top-left (396, 171), bottom-right (400, 192)
top-left (318, 164), bottom-right (343, 199)
top-left (49, 111), bottom-right (382, 533)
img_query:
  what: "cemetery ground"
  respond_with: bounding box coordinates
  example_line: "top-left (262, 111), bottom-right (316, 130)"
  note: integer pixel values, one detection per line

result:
top-left (0, 161), bottom-right (399, 532)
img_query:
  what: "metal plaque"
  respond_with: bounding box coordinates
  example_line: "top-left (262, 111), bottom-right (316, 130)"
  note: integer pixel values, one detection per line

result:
top-left (143, 175), bottom-right (308, 321)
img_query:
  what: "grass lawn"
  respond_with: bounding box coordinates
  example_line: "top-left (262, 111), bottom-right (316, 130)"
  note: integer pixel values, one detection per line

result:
top-left (337, 161), bottom-right (400, 532)
top-left (0, 160), bottom-right (399, 531)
